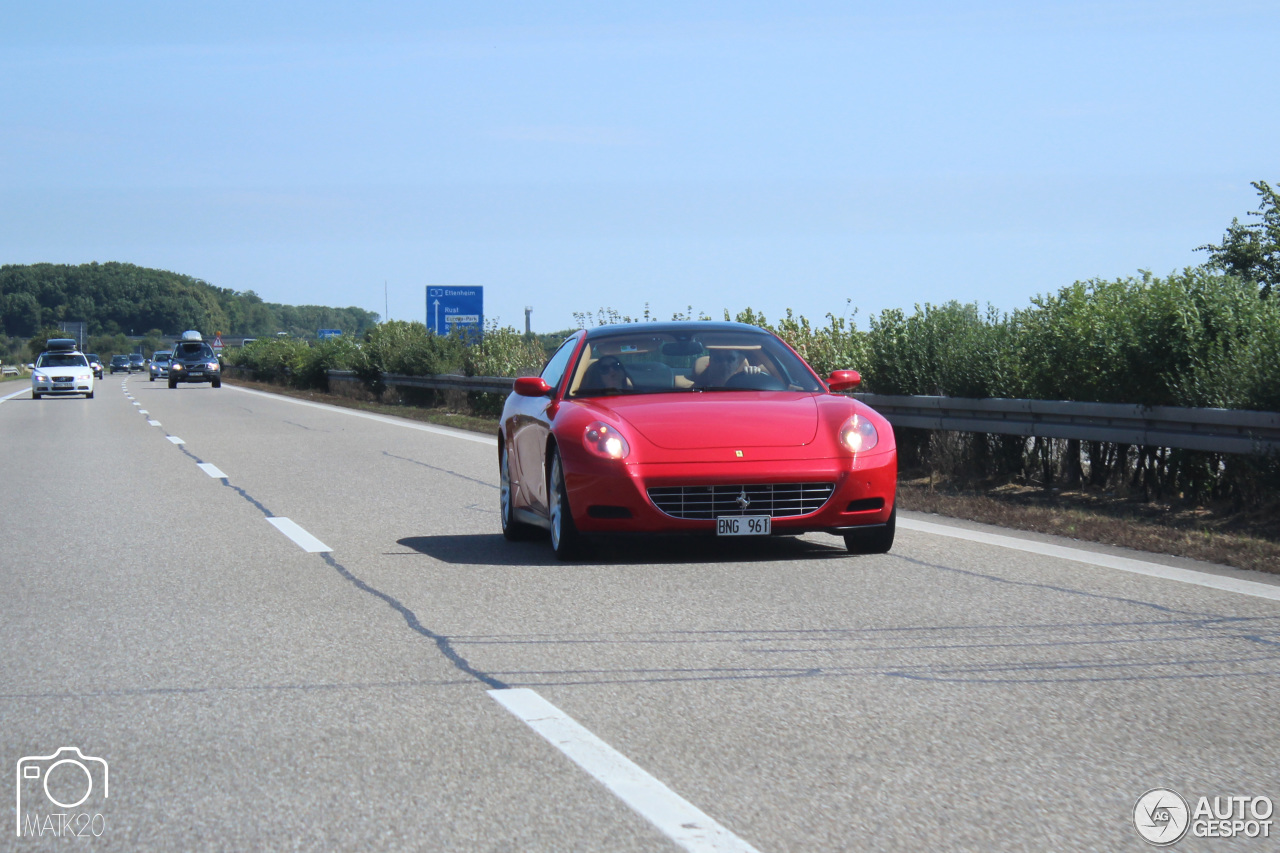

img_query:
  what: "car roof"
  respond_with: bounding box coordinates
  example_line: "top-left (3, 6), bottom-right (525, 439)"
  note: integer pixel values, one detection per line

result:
top-left (581, 320), bottom-right (768, 341)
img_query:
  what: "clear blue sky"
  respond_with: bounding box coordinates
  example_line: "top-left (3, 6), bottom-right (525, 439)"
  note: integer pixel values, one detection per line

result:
top-left (3, 2), bottom-right (1276, 334)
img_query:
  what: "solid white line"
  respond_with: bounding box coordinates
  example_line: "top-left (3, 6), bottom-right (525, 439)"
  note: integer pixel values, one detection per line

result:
top-left (225, 384), bottom-right (495, 445)
top-left (197, 462), bottom-right (226, 479)
top-left (266, 517), bottom-right (332, 553)
top-left (167, 436), bottom-right (184, 445)
top-left (490, 688), bottom-right (760, 853)
top-left (899, 517), bottom-right (1280, 602)
top-left (0, 387), bottom-right (30, 404)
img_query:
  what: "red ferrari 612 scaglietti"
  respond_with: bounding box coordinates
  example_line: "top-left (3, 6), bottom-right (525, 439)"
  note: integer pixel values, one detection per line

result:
top-left (498, 321), bottom-right (897, 559)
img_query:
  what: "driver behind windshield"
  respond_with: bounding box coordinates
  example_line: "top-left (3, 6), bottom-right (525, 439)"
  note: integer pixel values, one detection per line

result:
top-left (694, 348), bottom-right (764, 388)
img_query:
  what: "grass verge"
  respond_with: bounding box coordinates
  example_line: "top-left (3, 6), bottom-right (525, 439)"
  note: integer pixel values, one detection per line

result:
top-left (227, 376), bottom-right (1280, 576)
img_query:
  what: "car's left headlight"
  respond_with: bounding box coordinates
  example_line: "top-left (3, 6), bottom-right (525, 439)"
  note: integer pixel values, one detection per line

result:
top-left (207, 362), bottom-right (220, 371)
top-left (583, 421), bottom-right (630, 460)
top-left (839, 414), bottom-right (879, 453)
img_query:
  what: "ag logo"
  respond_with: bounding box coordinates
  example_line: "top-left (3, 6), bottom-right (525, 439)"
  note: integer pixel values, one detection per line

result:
top-left (1134, 788), bottom-right (1190, 846)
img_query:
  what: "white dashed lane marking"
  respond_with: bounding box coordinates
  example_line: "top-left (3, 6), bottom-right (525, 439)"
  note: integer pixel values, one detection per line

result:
top-left (491, 688), bottom-right (760, 853)
top-left (266, 517), bottom-right (332, 553)
top-left (197, 462), bottom-right (226, 479)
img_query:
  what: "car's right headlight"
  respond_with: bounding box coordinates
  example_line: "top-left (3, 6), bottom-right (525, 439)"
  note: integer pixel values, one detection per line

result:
top-left (839, 414), bottom-right (879, 454)
top-left (583, 421), bottom-right (630, 460)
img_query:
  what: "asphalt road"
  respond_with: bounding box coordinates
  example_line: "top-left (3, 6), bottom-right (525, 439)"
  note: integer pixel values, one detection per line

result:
top-left (3, 377), bottom-right (1278, 852)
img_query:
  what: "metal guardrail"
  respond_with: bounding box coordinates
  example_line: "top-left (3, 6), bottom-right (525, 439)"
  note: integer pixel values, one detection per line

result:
top-left (326, 370), bottom-right (516, 395)
top-left (312, 369), bottom-right (1280, 456)
top-left (853, 393), bottom-right (1280, 455)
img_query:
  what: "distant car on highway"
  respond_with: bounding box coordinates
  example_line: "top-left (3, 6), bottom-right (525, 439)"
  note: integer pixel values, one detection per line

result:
top-left (86, 354), bottom-right (104, 379)
top-left (110, 355), bottom-right (130, 374)
top-left (149, 350), bottom-right (172, 381)
top-left (128, 353), bottom-right (146, 373)
top-left (168, 331), bottom-right (222, 388)
top-left (31, 339), bottom-right (95, 399)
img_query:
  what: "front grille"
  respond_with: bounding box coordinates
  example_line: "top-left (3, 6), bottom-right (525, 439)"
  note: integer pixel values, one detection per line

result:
top-left (53, 376), bottom-right (73, 382)
top-left (647, 483), bottom-right (835, 520)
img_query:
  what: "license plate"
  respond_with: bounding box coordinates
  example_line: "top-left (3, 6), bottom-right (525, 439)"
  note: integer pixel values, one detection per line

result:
top-left (717, 515), bottom-right (771, 536)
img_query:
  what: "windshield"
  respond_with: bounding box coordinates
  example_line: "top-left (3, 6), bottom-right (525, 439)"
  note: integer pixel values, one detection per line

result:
top-left (174, 343), bottom-right (214, 359)
top-left (567, 329), bottom-right (823, 398)
top-left (37, 353), bottom-right (88, 368)
top-left (152, 353), bottom-right (171, 363)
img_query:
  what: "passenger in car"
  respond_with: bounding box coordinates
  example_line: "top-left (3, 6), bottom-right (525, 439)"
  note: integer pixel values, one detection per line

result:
top-left (579, 357), bottom-right (632, 394)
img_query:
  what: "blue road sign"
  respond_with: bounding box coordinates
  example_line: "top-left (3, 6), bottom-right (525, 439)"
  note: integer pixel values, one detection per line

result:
top-left (426, 286), bottom-right (484, 338)
top-left (317, 329), bottom-right (342, 339)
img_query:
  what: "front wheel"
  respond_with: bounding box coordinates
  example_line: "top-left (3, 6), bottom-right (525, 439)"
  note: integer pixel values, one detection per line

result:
top-left (86, 391), bottom-right (94, 399)
top-left (844, 502), bottom-right (896, 554)
top-left (168, 377), bottom-right (177, 389)
top-left (548, 447), bottom-right (584, 560)
top-left (150, 374), bottom-right (155, 381)
top-left (32, 392), bottom-right (40, 400)
top-left (212, 377), bottom-right (221, 388)
top-left (500, 444), bottom-right (539, 541)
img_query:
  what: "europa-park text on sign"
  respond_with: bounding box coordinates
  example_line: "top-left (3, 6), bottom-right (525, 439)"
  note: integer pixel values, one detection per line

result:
top-left (426, 286), bottom-right (483, 338)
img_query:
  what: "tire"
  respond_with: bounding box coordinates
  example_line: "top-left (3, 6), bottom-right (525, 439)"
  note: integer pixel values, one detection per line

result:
top-left (844, 502), bottom-right (896, 554)
top-left (32, 392), bottom-right (40, 400)
top-left (150, 374), bottom-right (155, 382)
top-left (212, 377), bottom-right (221, 388)
top-left (500, 444), bottom-right (539, 541)
top-left (86, 391), bottom-right (94, 399)
top-left (547, 447), bottom-right (584, 560)
top-left (168, 377), bottom-right (177, 389)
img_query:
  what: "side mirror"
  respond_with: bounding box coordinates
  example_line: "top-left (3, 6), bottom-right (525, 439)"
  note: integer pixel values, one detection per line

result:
top-left (513, 377), bottom-right (553, 397)
top-left (827, 370), bottom-right (861, 392)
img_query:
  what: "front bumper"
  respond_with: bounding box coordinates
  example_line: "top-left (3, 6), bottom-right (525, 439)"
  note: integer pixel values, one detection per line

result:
top-left (563, 452), bottom-right (897, 536)
top-left (169, 366), bottom-right (218, 383)
top-left (33, 380), bottom-right (92, 396)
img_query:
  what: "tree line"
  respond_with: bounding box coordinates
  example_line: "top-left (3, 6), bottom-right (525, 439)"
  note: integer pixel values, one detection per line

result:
top-left (0, 261), bottom-right (379, 341)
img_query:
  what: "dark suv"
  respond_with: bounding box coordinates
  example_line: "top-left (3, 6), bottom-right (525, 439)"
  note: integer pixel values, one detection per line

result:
top-left (168, 332), bottom-right (222, 388)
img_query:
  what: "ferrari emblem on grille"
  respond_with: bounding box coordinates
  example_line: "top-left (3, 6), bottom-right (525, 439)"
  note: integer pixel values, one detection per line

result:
top-left (735, 489), bottom-right (751, 510)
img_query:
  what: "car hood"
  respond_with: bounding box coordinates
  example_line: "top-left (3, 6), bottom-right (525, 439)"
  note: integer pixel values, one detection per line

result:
top-left (590, 392), bottom-right (820, 449)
